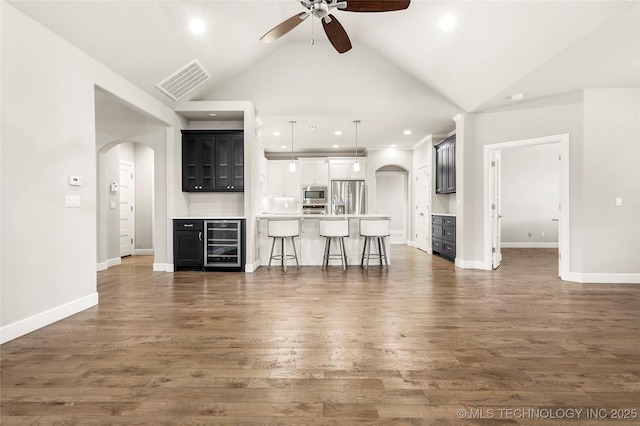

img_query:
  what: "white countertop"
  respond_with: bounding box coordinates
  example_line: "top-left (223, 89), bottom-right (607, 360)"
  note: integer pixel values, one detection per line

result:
top-left (432, 213), bottom-right (456, 217)
top-left (257, 213), bottom-right (391, 220)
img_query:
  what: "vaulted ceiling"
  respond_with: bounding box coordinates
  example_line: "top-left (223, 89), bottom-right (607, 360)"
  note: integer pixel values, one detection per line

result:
top-left (9, 0), bottom-right (640, 153)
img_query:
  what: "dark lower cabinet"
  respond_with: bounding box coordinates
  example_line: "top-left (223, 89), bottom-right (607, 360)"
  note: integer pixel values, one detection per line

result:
top-left (432, 215), bottom-right (456, 262)
top-left (173, 219), bottom-right (245, 272)
top-left (174, 219), bottom-right (204, 270)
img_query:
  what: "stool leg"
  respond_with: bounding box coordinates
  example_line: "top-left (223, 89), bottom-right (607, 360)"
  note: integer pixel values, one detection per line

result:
top-left (361, 237), bottom-right (367, 267)
top-left (340, 237), bottom-right (347, 271)
top-left (366, 236), bottom-right (372, 270)
top-left (322, 237), bottom-right (329, 270)
top-left (377, 237), bottom-right (384, 266)
top-left (282, 238), bottom-right (287, 272)
top-left (268, 237), bottom-right (276, 267)
top-left (381, 236), bottom-right (389, 268)
top-left (291, 236), bottom-right (299, 268)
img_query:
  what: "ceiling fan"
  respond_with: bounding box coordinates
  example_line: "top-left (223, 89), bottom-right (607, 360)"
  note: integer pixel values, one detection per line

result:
top-left (260, 0), bottom-right (411, 54)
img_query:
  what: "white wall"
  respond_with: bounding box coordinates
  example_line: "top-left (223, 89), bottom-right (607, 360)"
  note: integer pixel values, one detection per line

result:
top-left (135, 143), bottom-right (154, 252)
top-left (581, 88), bottom-right (640, 275)
top-left (1, 3), bottom-right (178, 343)
top-left (501, 143), bottom-right (560, 247)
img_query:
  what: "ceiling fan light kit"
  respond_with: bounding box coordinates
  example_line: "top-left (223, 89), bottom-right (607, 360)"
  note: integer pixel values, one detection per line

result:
top-left (260, 0), bottom-right (410, 54)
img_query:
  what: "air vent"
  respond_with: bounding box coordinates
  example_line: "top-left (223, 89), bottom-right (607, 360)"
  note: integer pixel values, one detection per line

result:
top-left (155, 59), bottom-right (211, 101)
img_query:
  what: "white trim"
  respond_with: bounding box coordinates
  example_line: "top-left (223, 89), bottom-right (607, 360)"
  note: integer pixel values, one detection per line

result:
top-left (455, 258), bottom-right (490, 270)
top-left (568, 272), bottom-right (640, 284)
top-left (483, 134), bottom-right (570, 280)
top-left (501, 242), bottom-right (559, 248)
top-left (245, 260), bottom-right (259, 273)
top-left (154, 263), bottom-right (172, 272)
top-left (0, 293), bottom-right (99, 344)
top-left (96, 257), bottom-right (122, 272)
top-left (133, 249), bottom-right (154, 255)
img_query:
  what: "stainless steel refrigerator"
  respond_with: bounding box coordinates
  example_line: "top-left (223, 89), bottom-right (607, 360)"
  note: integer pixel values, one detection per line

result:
top-left (331, 180), bottom-right (366, 215)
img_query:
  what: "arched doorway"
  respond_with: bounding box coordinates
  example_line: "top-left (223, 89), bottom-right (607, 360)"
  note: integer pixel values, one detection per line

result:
top-left (375, 165), bottom-right (409, 244)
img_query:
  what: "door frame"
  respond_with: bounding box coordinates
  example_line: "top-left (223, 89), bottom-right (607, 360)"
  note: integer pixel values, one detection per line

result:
top-left (483, 134), bottom-right (570, 280)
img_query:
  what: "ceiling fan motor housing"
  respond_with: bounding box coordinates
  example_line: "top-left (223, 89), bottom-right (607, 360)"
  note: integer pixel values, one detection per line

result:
top-left (311, 1), bottom-right (330, 19)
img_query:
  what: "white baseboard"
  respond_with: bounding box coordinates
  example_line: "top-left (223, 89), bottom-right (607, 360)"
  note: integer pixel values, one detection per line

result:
top-left (96, 257), bottom-right (122, 272)
top-left (567, 272), bottom-right (640, 284)
top-left (501, 242), bottom-right (559, 248)
top-left (154, 263), bottom-right (172, 272)
top-left (455, 258), bottom-right (491, 270)
top-left (134, 249), bottom-right (154, 255)
top-left (0, 292), bottom-right (99, 344)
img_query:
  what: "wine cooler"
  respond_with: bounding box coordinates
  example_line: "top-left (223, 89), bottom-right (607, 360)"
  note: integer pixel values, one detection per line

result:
top-left (204, 219), bottom-right (244, 269)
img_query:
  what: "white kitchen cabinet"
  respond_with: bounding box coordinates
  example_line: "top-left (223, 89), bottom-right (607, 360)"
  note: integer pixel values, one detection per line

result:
top-left (301, 160), bottom-right (329, 186)
top-left (329, 159), bottom-right (367, 180)
top-left (267, 160), bottom-right (300, 198)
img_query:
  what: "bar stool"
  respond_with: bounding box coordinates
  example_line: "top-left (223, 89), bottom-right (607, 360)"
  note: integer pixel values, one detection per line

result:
top-left (360, 219), bottom-right (390, 270)
top-left (319, 219), bottom-right (349, 271)
top-left (268, 219), bottom-right (300, 272)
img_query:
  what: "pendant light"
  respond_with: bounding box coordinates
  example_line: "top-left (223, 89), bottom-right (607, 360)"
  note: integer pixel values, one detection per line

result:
top-left (289, 120), bottom-right (297, 172)
top-left (353, 120), bottom-right (361, 172)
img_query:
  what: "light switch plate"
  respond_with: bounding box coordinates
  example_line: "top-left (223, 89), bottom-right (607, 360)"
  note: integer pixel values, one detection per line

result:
top-left (110, 201), bottom-right (116, 209)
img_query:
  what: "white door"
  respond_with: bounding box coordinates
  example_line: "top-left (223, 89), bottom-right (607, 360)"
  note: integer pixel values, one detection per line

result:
top-left (119, 161), bottom-right (134, 257)
top-left (414, 166), bottom-right (430, 252)
top-left (490, 151), bottom-right (502, 269)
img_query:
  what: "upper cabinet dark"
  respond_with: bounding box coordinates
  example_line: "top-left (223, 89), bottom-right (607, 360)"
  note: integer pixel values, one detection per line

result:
top-left (214, 133), bottom-right (244, 191)
top-left (435, 135), bottom-right (456, 194)
top-left (181, 130), bottom-right (244, 192)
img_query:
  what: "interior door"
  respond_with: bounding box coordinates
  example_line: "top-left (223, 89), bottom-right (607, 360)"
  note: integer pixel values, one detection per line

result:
top-left (490, 151), bottom-right (502, 269)
top-left (415, 165), bottom-right (430, 252)
top-left (119, 161), bottom-right (134, 257)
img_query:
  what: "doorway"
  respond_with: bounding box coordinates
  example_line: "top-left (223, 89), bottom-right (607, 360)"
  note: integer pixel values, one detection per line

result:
top-left (484, 134), bottom-right (570, 279)
top-left (97, 141), bottom-right (155, 270)
top-left (375, 167), bottom-right (408, 244)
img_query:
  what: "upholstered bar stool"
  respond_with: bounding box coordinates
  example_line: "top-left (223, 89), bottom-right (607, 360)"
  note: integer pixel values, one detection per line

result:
top-left (268, 219), bottom-right (300, 272)
top-left (359, 219), bottom-right (390, 270)
top-left (319, 218), bottom-right (349, 271)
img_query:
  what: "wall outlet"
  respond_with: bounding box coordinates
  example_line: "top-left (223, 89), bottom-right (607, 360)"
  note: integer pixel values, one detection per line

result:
top-left (541, 231), bottom-right (545, 237)
top-left (616, 197), bottom-right (623, 206)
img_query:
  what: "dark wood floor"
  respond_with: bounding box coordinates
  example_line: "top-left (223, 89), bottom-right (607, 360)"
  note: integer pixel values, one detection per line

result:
top-left (2, 247), bottom-right (640, 425)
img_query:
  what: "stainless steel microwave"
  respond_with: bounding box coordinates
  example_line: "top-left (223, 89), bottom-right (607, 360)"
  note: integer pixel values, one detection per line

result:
top-left (301, 185), bottom-right (327, 205)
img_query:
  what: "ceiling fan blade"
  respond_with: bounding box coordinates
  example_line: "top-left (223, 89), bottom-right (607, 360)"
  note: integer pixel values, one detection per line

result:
top-left (260, 12), bottom-right (309, 43)
top-left (322, 14), bottom-right (352, 54)
top-left (342, 0), bottom-right (410, 12)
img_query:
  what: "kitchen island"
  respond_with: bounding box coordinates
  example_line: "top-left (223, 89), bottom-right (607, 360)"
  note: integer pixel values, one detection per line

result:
top-left (256, 214), bottom-right (391, 267)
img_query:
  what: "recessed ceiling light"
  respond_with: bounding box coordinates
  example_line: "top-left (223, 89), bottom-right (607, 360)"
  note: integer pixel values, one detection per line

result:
top-left (280, 145), bottom-right (287, 149)
top-left (511, 93), bottom-right (525, 101)
top-left (332, 144), bottom-right (339, 148)
top-left (403, 130), bottom-right (412, 135)
top-left (439, 14), bottom-right (456, 32)
top-left (207, 112), bottom-right (217, 117)
top-left (390, 144), bottom-right (397, 148)
top-left (189, 18), bottom-right (205, 35)
top-left (334, 130), bottom-right (343, 136)
top-left (273, 131), bottom-right (281, 136)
